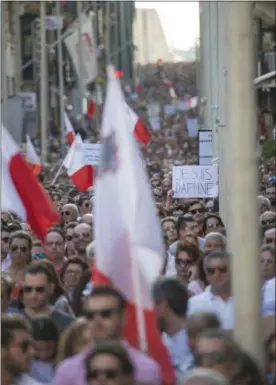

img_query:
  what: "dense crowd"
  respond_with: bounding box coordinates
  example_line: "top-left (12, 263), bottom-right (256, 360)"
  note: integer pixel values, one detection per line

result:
top-left (1, 62), bottom-right (276, 385)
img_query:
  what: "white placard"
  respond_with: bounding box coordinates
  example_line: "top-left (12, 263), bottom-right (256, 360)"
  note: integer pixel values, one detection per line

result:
top-left (199, 130), bottom-right (213, 165)
top-left (172, 165), bottom-right (218, 198)
top-left (83, 143), bottom-right (101, 166)
top-left (187, 118), bottom-right (198, 137)
top-left (164, 104), bottom-right (176, 116)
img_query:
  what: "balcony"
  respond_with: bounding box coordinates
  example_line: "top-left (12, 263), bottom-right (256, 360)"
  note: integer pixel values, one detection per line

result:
top-left (259, 51), bottom-right (276, 76)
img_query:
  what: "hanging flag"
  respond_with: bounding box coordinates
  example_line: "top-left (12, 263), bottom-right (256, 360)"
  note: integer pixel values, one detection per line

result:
top-left (64, 111), bottom-right (75, 145)
top-left (25, 135), bottom-right (41, 176)
top-left (125, 103), bottom-right (151, 145)
top-left (63, 134), bottom-right (93, 191)
top-left (64, 13), bottom-right (97, 87)
top-left (94, 67), bottom-right (175, 385)
top-left (1, 126), bottom-right (60, 241)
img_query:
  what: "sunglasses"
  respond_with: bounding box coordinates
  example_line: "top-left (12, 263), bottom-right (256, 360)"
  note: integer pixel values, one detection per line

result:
top-left (74, 232), bottom-right (90, 239)
top-left (11, 245), bottom-right (28, 253)
top-left (2, 237), bottom-right (10, 243)
top-left (206, 265), bottom-right (228, 275)
top-left (13, 340), bottom-right (32, 353)
top-left (87, 368), bottom-right (120, 380)
top-left (66, 235), bottom-right (73, 241)
top-left (65, 269), bottom-right (82, 276)
top-left (265, 238), bottom-right (275, 244)
top-left (262, 219), bottom-right (275, 226)
top-left (207, 223), bottom-right (219, 228)
top-left (190, 208), bottom-right (204, 215)
top-left (61, 211), bottom-right (71, 216)
top-left (84, 308), bottom-right (119, 320)
top-left (23, 285), bottom-right (46, 294)
top-left (194, 351), bottom-right (228, 366)
top-left (175, 258), bottom-right (194, 267)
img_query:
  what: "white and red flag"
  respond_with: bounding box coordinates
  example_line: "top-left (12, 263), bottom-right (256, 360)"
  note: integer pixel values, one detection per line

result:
top-left (64, 111), bottom-right (75, 146)
top-left (25, 135), bottom-right (41, 176)
top-left (125, 103), bottom-right (151, 145)
top-left (63, 134), bottom-right (93, 191)
top-left (187, 96), bottom-right (198, 109)
top-left (94, 67), bottom-right (175, 384)
top-left (1, 126), bottom-right (60, 241)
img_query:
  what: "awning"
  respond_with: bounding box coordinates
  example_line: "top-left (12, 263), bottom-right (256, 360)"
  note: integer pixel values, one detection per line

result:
top-left (254, 71), bottom-right (275, 89)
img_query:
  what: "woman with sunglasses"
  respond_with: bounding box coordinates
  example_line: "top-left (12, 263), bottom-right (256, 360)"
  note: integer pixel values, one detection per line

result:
top-left (6, 231), bottom-right (32, 301)
top-left (85, 341), bottom-right (134, 385)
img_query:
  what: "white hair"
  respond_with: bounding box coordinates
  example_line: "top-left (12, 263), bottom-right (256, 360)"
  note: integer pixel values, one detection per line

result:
top-left (181, 367), bottom-right (229, 385)
top-left (86, 241), bottom-right (95, 259)
top-left (204, 232), bottom-right (226, 247)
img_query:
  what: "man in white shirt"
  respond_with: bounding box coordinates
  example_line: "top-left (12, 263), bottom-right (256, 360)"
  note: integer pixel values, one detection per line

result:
top-left (187, 251), bottom-right (234, 329)
top-left (152, 277), bottom-right (193, 380)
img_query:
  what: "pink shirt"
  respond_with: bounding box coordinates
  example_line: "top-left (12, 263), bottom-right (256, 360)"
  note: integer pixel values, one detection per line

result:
top-left (52, 341), bottom-right (161, 385)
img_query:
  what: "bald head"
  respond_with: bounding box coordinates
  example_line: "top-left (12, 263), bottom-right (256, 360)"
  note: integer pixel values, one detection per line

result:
top-left (73, 223), bottom-right (93, 255)
top-left (81, 213), bottom-right (93, 226)
top-left (62, 203), bottom-right (79, 223)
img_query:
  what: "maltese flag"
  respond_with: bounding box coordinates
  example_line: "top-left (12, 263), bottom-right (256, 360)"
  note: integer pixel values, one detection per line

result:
top-left (63, 134), bottom-right (93, 191)
top-left (125, 103), bottom-right (151, 145)
top-left (64, 112), bottom-right (75, 146)
top-left (94, 67), bottom-right (175, 385)
top-left (1, 126), bottom-right (60, 241)
top-left (26, 135), bottom-right (41, 176)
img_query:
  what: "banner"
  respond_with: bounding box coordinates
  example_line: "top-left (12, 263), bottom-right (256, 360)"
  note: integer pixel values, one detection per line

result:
top-left (172, 165), bottom-right (218, 198)
top-left (64, 13), bottom-right (97, 86)
top-left (83, 143), bottom-right (101, 166)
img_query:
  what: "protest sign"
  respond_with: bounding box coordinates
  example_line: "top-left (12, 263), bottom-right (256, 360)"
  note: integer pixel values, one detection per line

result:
top-left (172, 165), bottom-right (218, 198)
top-left (198, 130), bottom-right (213, 165)
top-left (83, 143), bottom-right (101, 166)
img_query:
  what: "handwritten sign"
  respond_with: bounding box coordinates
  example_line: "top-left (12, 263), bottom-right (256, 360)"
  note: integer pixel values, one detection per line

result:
top-left (172, 165), bottom-right (218, 198)
top-left (83, 143), bottom-right (101, 166)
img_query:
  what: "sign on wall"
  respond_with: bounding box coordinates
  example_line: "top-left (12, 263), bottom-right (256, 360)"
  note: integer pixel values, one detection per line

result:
top-left (198, 129), bottom-right (213, 165)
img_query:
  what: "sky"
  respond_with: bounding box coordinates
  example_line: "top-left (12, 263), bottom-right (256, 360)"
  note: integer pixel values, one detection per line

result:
top-left (135, 1), bottom-right (200, 51)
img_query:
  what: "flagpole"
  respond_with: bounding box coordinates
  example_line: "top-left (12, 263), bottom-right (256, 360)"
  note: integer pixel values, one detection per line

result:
top-left (77, 0), bottom-right (85, 127)
top-left (56, 1), bottom-right (65, 156)
top-left (40, 1), bottom-right (48, 164)
top-left (131, 257), bottom-right (148, 352)
top-left (51, 162), bottom-right (64, 185)
top-left (105, 2), bottom-right (111, 65)
top-left (1, 2), bottom-right (8, 127)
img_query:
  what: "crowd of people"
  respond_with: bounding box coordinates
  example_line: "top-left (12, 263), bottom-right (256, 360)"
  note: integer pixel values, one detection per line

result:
top-left (1, 62), bottom-right (276, 385)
